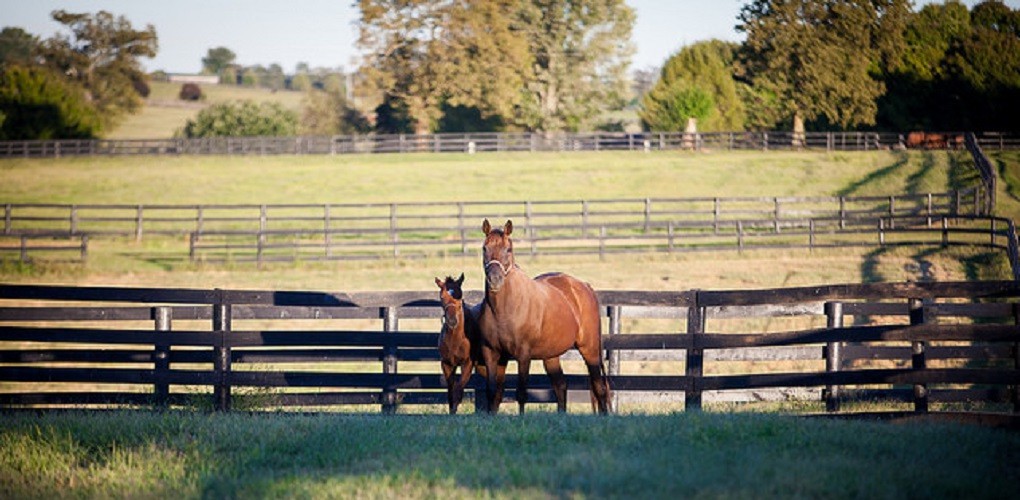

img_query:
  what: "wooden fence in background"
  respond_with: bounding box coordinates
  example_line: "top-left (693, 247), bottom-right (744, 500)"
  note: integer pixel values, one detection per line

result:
top-left (1, 281), bottom-right (1018, 415)
top-left (1, 131), bottom-right (1017, 158)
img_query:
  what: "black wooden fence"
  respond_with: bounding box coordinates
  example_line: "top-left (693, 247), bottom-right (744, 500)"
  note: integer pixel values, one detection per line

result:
top-left (1, 281), bottom-right (1018, 415)
top-left (2, 131), bottom-right (1017, 158)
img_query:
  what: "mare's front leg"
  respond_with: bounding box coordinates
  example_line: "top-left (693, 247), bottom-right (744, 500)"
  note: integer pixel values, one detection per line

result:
top-left (543, 357), bottom-right (567, 413)
top-left (481, 346), bottom-right (504, 414)
top-left (516, 356), bottom-right (532, 414)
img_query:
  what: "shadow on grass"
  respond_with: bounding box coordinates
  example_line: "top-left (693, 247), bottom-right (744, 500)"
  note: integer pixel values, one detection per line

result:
top-left (837, 150), bottom-right (910, 197)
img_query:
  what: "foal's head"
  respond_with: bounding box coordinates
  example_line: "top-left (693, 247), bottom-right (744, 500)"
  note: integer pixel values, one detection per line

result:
top-left (435, 273), bottom-right (465, 330)
top-left (481, 219), bottom-right (515, 292)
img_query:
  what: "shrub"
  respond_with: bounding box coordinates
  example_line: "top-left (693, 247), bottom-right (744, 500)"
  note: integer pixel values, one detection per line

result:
top-left (0, 64), bottom-right (102, 139)
top-left (179, 100), bottom-right (298, 137)
top-left (179, 83), bottom-right (202, 101)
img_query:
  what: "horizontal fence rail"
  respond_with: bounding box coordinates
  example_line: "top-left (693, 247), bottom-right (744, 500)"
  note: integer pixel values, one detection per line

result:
top-left (1, 131), bottom-right (1016, 158)
top-left (1, 190), bottom-right (984, 239)
top-left (183, 214), bottom-right (1020, 280)
top-left (1, 281), bottom-right (1018, 415)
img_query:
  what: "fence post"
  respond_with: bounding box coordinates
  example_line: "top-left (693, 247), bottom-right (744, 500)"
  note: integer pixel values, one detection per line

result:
top-left (773, 198), bottom-right (781, 233)
top-left (824, 301), bottom-right (844, 412)
top-left (582, 200), bottom-right (589, 237)
top-left (713, 198), bottom-right (721, 234)
top-left (643, 198), bottom-right (651, 232)
top-left (839, 196), bottom-right (846, 229)
top-left (809, 219), bottom-right (815, 252)
top-left (382, 306), bottom-right (399, 414)
top-left (941, 217), bottom-right (949, 247)
top-left (70, 205), bottom-right (78, 235)
top-left (80, 235), bottom-right (88, 261)
top-left (4, 203), bottom-right (10, 234)
top-left (212, 291), bottom-right (232, 412)
top-left (608, 305), bottom-right (621, 413)
top-left (1012, 303), bottom-right (1020, 414)
top-left (19, 235), bottom-right (27, 262)
top-left (458, 202), bottom-right (467, 255)
top-left (667, 222), bottom-right (675, 253)
top-left (685, 291), bottom-right (705, 411)
top-left (879, 218), bottom-right (885, 246)
top-left (599, 226), bottom-right (606, 261)
top-left (154, 306), bottom-right (172, 408)
top-left (909, 298), bottom-right (929, 414)
top-left (324, 204), bottom-right (332, 259)
top-left (390, 204), bottom-right (398, 258)
top-left (135, 205), bottom-right (145, 242)
top-left (737, 221), bottom-right (744, 254)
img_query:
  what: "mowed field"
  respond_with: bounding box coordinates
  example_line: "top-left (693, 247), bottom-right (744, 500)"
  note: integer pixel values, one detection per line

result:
top-left (2, 148), bottom-right (1015, 291)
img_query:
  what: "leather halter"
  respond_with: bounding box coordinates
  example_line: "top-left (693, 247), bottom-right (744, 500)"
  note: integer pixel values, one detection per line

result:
top-left (485, 258), bottom-right (515, 277)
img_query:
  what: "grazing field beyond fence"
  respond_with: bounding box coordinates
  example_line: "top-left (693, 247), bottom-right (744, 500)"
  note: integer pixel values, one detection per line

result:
top-left (1, 131), bottom-right (1017, 158)
top-left (2, 280), bottom-right (1018, 415)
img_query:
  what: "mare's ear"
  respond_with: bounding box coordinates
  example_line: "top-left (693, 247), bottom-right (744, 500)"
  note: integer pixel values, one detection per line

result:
top-left (482, 218), bottom-right (491, 235)
top-left (504, 220), bottom-right (513, 236)
top-left (456, 272), bottom-right (464, 285)
top-left (435, 277), bottom-right (443, 288)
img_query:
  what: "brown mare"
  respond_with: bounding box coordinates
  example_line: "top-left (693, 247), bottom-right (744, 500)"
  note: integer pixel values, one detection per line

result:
top-left (478, 219), bottom-right (611, 414)
top-left (435, 273), bottom-right (485, 414)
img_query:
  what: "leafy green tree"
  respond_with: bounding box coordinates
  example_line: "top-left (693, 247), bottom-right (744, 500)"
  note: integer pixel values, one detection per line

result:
top-left (356, 0), bottom-right (531, 134)
top-left (639, 81), bottom-right (714, 132)
top-left (517, 0), bottom-right (635, 131)
top-left (737, 0), bottom-right (910, 130)
top-left (877, 0), bottom-right (1020, 130)
top-left (300, 89), bottom-right (371, 135)
top-left (0, 64), bottom-right (102, 139)
top-left (202, 46), bottom-right (236, 75)
top-left (640, 40), bottom-right (744, 131)
top-left (179, 100), bottom-right (298, 137)
top-left (38, 10), bottom-right (158, 129)
top-left (0, 27), bottom-right (39, 66)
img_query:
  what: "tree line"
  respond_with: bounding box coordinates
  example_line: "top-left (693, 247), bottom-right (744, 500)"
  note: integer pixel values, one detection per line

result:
top-left (1, 1), bottom-right (1018, 140)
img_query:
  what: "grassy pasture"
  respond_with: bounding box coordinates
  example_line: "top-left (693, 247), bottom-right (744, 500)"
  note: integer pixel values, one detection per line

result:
top-left (1, 411), bottom-right (1017, 498)
top-left (0, 149), bottom-right (1012, 290)
top-left (107, 81), bottom-right (307, 139)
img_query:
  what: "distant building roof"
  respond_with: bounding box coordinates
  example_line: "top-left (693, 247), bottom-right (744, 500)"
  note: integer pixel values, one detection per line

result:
top-left (168, 74), bottom-right (219, 85)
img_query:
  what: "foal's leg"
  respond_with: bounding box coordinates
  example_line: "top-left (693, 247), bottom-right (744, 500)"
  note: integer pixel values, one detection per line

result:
top-left (452, 360), bottom-right (474, 414)
top-left (442, 361), bottom-right (457, 414)
top-left (544, 357), bottom-right (568, 413)
top-left (516, 356), bottom-right (532, 414)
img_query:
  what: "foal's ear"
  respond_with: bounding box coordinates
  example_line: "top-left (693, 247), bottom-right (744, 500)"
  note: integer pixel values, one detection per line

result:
top-left (435, 277), bottom-right (443, 288)
top-left (482, 218), bottom-right (491, 235)
top-left (456, 272), bottom-right (464, 285)
top-left (504, 220), bottom-right (513, 236)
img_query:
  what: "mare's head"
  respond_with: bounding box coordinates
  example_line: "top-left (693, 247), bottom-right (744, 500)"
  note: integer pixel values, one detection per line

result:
top-left (435, 273), bottom-right (465, 329)
top-left (481, 219), bottom-right (515, 293)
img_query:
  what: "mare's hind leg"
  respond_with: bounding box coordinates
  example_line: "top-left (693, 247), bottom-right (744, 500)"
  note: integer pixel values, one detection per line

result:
top-left (543, 357), bottom-right (568, 413)
top-left (577, 345), bottom-right (611, 414)
top-left (516, 356), bottom-right (532, 414)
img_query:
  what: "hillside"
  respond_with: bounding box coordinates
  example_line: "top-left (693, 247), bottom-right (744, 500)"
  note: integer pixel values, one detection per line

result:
top-left (106, 81), bottom-right (306, 139)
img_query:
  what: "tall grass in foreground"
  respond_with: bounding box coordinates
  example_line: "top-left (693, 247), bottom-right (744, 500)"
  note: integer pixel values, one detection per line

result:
top-left (2, 411), bottom-right (1017, 498)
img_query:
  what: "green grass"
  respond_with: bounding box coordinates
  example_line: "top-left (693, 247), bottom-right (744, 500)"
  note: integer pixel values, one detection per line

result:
top-left (1, 411), bottom-right (1016, 498)
top-left (0, 150), bottom-right (966, 205)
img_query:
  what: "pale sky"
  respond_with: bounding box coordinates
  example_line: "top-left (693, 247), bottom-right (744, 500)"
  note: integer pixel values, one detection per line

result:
top-left (2, 0), bottom-right (1012, 74)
